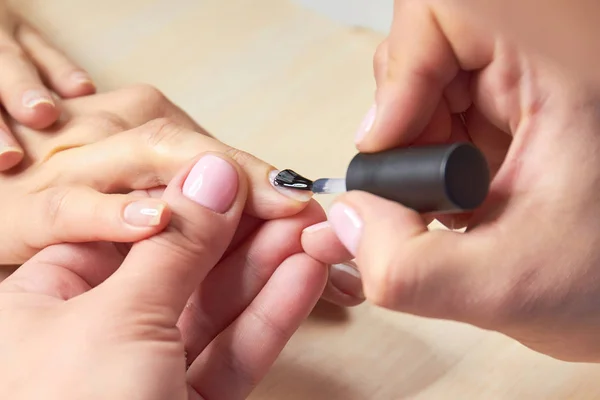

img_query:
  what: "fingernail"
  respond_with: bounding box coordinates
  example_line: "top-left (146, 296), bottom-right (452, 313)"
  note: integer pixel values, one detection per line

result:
top-left (22, 90), bottom-right (55, 109)
top-left (328, 202), bottom-right (363, 255)
top-left (124, 200), bottom-right (166, 227)
top-left (268, 170), bottom-right (313, 202)
top-left (355, 103), bottom-right (377, 145)
top-left (302, 221), bottom-right (330, 234)
top-left (70, 71), bottom-right (95, 86)
top-left (183, 154), bottom-right (239, 213)
top-left (330, 262), bottom-right (364, 300)
top-left (0, 141), bottom-right (24, 171)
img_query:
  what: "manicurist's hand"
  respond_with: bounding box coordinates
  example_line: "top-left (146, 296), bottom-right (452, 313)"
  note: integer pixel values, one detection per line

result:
top-left (303, 0), bottom-right (600, 362)
top-left (0, 154), bottom-right (327, 400)
top-left (0, 0), bottom-right (95, 170)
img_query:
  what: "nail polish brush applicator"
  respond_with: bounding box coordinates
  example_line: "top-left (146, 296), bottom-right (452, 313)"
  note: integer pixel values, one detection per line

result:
top-left (274, 142), bottom-right (491, 213)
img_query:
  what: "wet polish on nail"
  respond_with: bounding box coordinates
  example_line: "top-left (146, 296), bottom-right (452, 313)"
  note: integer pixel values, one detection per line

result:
top-left (269, 170), bottom-right (313, 202)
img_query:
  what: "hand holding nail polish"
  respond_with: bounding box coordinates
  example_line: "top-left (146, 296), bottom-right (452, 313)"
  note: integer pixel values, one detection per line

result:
top-left (275, 142), bottom-right (490, 214)
top-left (304, 0), bottom-right (600, 364)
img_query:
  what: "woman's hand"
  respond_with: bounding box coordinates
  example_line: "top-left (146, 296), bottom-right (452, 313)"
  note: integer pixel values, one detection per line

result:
top-left (0, 0), bottom-right (95, 170)
top-left (303, 1), bottom-right (600, 361)
top-left (0, 85), bottom-right (313, 265)
top-left (0, 154), bottom-right (327, 400)
top-left (1, 85), bottom-right (361, 307)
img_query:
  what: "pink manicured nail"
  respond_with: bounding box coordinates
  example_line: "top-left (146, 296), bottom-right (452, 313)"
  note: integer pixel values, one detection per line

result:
top-left (183, 155), bottom-right (238, 213)
top-left (355, 104), bottom-right (376, 144)
top-left (328, 202), bottom-right (363, 255)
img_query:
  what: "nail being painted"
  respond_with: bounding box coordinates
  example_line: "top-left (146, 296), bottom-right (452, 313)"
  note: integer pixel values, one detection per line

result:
top-left (272, 143), bottom-right (491, 213)
top-left (273, 169), bottom-right (346, 194)
top-left (273, 169), bottom-right (314, 191)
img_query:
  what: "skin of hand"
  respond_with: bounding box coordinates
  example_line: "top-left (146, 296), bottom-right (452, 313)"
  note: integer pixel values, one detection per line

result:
top-left (0, 0), bottom-right (95, 171)
top-left (302, 0), bottom-right (600, 362)
top-left (444, 0), bottom-right (600, 87)
top-left (0, 84), bottom-right (363, 306)
top-left (0, 153), bottom-right (328, 400)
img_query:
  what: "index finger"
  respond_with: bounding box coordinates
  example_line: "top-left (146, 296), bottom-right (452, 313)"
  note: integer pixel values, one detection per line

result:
top-left (38, 119), bottom-right (313, 220)
top-left (357, 1), bottom-right (492, 152)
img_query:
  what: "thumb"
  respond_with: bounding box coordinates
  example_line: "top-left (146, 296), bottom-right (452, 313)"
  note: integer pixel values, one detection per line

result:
top-left (102, 152), bottom-right (247, 322)
top-left (327, 191), bottom-right (492, 325)
top-left (3, 186), bottom-right (172, 265)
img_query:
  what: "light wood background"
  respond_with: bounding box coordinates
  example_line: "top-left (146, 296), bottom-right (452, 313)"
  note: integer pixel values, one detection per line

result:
top-left (16, 0), bottom-right (600, 398)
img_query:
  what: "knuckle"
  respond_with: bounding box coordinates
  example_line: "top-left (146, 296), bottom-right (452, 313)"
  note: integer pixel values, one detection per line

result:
top-left (247, 303), bottom-right (290, 343)
top-left (218, 346), bottom-right (257, 390)
top-left (142, 117), bottom-right (184, 151)
top-left (42, 186), bottom-right (75, 232)
top-left (365, 253), bottom-right (410, 310)
top-left (223, 146), bottom-right (258, 168)
top-left (81, 112), bottom-right (129, 135)
top-left (117, 84), bottom-right (173, 121)
top-left (124, 83), bottom-right (168, 108)
top-left (149, 224), bottom-right (218, 267)
top-left (0, 43), bottom-right (27, 61)
top-left (373, 40), bottom-right (388, 72)
top-left (363, 235), bottom-right (437, 313)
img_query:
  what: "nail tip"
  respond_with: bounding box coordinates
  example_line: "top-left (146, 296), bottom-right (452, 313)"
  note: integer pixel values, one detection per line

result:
top-left (0, 146), bottom-right (24, 155)
top-left (76, 78), bottom-right (96, 89)
top-left (302, 221), bottom-right (330, 234)
top-left (148, 204), bottom-right (167, 226)
top-left (0, 146), bottom-right (24, 170)
top-left (24, 98), bottom-right (55, 109)
top-left (22, 89), bottom-right (56, 109)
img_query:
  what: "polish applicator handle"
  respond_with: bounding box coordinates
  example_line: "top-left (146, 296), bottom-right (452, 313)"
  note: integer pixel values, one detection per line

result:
top-left (345, 142), bottom-right (491, 213)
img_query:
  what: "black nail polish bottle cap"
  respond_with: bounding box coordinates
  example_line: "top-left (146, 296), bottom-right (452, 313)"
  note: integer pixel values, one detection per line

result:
top-left (345, 143), bottom-right (490, 213)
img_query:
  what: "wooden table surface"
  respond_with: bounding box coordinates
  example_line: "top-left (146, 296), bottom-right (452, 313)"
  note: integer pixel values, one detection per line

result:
top-left (16, 0), bottom-right (600, 398)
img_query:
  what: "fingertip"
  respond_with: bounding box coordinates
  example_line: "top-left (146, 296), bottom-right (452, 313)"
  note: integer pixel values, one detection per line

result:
top-left (301, 220), bottom-right (354, 265)
top-left (0, 146), bottom-right (24, 171)
top-left (56, 71), bottom-right (97, 98)
top-left (321, 286), bottom-right (365, 308)
top-left (17, 90), bottom-right (61, 129)
top-left (323, 262), bottom-right (365, 307)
